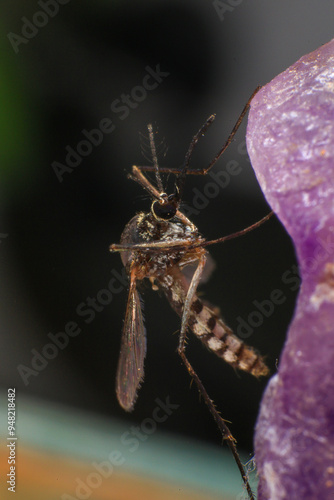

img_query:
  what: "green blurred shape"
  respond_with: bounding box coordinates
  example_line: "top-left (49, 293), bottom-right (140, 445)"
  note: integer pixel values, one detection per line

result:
top-left (0, 20), bottom-right (40, 195)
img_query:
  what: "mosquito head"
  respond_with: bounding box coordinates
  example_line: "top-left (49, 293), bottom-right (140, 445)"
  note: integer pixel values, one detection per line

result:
top-left (132, 116), bottom-right (217, 220)
top-left (151, 191), bottom-right (179, 221)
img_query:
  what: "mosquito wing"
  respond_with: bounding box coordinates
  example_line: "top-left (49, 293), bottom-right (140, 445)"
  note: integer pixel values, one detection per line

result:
top-left (116, 275), bottom-right (146, 412)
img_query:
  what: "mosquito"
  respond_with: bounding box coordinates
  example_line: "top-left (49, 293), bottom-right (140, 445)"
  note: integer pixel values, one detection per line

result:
top-left (109, 87), bottom-right (272, 500)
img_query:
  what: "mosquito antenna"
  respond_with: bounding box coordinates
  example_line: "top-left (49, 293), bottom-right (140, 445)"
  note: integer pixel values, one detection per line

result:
top-left (147, 123), bottom-right (164, 193)
top-left (156, 137), bottom-right (168, 158)
top-left (140, 146), bottom-right (154, 165)
top-left (139, 131), bottom-right (153, 164)
top-left (176, 115), bottom-right (216, 199)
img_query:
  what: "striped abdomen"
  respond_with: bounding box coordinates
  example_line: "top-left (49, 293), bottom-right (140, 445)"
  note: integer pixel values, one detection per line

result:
top-left (158, 269), bottom-right (269, 378)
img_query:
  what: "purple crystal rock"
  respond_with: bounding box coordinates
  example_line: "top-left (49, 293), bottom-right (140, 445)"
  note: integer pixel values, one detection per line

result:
top-left (246, 39), bottom-right (334, 499)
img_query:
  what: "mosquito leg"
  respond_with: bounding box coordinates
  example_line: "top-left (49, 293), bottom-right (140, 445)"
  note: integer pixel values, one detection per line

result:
top-left (176, 255), bottom-right (254, 500)
top-left (110, 211), bottom-right (273, 255)
top-left (131, 164), bottom-right (183, 175)
top-left (133, 116), bottom-right (216, 203)
top-left (192, 85), bottom-right (262, 176)
top-left (109, 238), bottom-right (197, 253)
top-left (178, 351), bottom-right (254, 500)
top-left (198, 210), bottom-right (273, 249)
top-left (129, 115), bottom-right (215, 180)
top-left (179, 254), bottom-right (207, 343)
top-left (132, 86), bottom-right (262, 179)
top-left (176, 115), bottom-right (215, 199)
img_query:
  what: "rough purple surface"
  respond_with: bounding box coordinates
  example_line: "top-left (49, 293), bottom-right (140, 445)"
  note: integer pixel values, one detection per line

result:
top-left (246, 39), bottom-right (334, 499)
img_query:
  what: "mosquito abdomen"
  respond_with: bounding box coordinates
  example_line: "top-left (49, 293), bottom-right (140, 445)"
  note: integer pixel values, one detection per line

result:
top-left (159, 270), bottom-right (269, 377)
top-left (190, 298), bottom-right (269, 377)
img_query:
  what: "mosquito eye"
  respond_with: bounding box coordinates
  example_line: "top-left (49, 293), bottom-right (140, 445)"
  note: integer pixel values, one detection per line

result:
top-left (152, 201), bottom-right (177, 220)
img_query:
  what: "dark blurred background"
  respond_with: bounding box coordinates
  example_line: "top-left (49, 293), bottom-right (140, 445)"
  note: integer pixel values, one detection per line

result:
top-left (0, 0), bottom-right (333, 455)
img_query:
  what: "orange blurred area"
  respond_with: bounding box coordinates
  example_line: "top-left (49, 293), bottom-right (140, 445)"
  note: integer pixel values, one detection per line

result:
top-left (0, 394), bottom-right (252, 500)
top-left (0, 446), bottom-right (231, 500)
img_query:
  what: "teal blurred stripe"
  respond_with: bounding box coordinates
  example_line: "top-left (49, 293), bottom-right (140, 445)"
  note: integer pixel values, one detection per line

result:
top-left (0, 391), bottom-right (257, 497)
